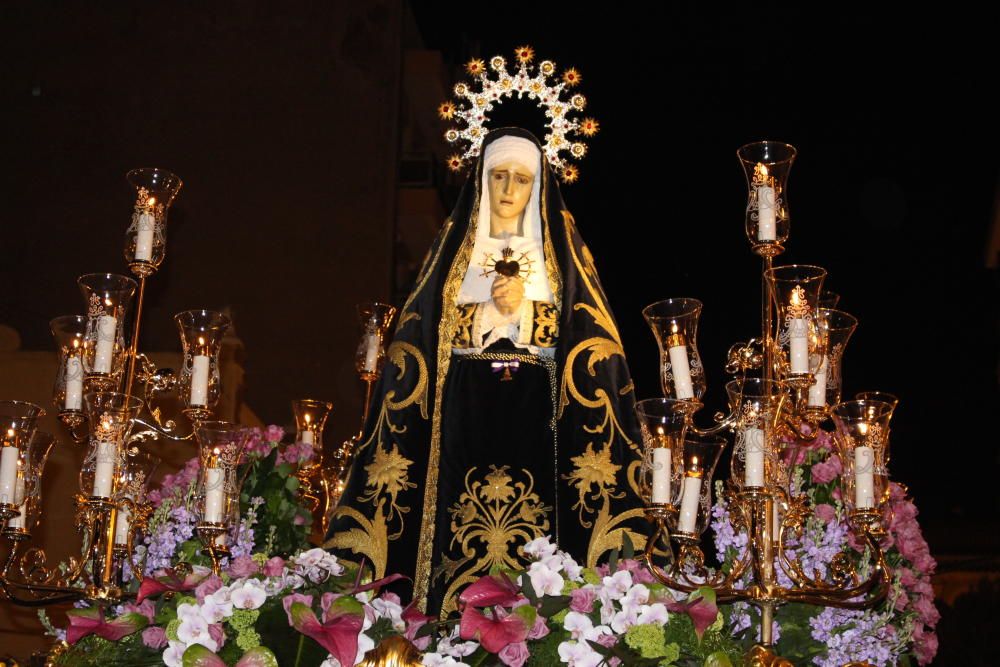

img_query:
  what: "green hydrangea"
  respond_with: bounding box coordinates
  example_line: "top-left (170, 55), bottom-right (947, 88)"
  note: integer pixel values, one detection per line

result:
top-left (581, 568), bottom-right (602, 586)
top-left (228, 609), bottom-right (260, 631)
top-left (252, 552), bottom-right (269, 568)
top-left (550, 608), bottom-right (570, 624)
top-left (236, 628), bottom-right (262, 651)
top-left (625, 623), bottom-right (669, 659)
top-left (561, 579), bottom-right (581, 594)
top-left (165, 619), bottom-right (181, 642)
top-left (659, 642), bottom-right (680, 665)
top-left (709, 611), bottom-right (724, 632)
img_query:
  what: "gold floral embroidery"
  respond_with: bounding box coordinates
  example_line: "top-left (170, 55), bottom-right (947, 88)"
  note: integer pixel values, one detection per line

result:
top-left (438, 466), bottom-right (551, 616)
top-left (451, 303), bottom-right (478, 349)
top-left (558, 209), bottom-right (646, 567)
top-left (327, 341), bottom-right (428, 577)
top-left (533, 302), bottom-right (559, 347)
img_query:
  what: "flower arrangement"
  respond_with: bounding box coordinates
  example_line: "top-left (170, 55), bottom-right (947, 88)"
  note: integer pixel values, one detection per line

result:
top-left (46, 426), bottom-right (938, 667)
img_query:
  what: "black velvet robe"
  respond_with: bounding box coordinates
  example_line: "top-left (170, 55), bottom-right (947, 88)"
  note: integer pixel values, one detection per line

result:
top-left (326, 128), bottom-right (644, 616)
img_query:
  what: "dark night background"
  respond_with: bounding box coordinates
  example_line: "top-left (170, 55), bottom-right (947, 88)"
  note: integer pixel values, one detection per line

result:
top-left (1, 2), bottom-right (997, 660)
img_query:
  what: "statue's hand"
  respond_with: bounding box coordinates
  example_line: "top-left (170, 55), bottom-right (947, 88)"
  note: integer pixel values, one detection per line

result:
top-left (491, 275), bottom-right (525, 316)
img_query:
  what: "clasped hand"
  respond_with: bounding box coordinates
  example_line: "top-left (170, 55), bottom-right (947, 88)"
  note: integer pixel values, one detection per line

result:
top-left (491, 275), bottom-right (525, 316)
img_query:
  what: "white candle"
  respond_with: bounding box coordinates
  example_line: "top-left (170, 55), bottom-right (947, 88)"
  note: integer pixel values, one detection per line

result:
top-left (362, 333), bottom-right (379, 373)
top-left (8, 475), bottom-right (25, 529)
top-left (789, 318), bottom-right (809, 374)
top-left (757, 185), bottom-right (776, 241)
top-left (677, 475), bottom-right (702, 534)
top-left (808, 355), bottom-right (827, 407)
top-left (668, 344), bottom-right (694, 399)
top-left (300, 430), bottom-right (314, 445)
top-left (854, 446), bottom-right (875, 509)
top-left (135, 212), bottom-right (155, 262)
top-left (204, 467), bottom-right (225, 523)
top-left (0, 447), bottom-right (20, 505)
top-left (190, 355), bottom-right (210, 406)
top-left (92, 441), bottom-right (116, 497)
top-left (65, 356), bottom-right (84, 410)
top-left (743, 427), bottom-right (765, 487)
top-left (94, 315), bottom-right (117, 374)
top-left (114, 497), bottom-right (132, 545)
top-left (651, 447), bottom-right (672, 504)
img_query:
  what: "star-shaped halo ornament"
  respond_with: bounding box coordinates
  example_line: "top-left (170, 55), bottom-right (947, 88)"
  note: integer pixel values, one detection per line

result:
top-left (439, 46), bottom-right (599, 184)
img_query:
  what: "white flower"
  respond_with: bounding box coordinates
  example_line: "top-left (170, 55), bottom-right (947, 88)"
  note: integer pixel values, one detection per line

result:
top-left (371, 597), bottom-right (405, 632)
top-left (437, 633), bottom-right (479, 658)
top-left (176, 602), bottom-right (202, 623)
top-left (610, 607), bottom-right (638, 634)
top-left (200, 596), bottom-right (233, 624)
top-left (422, 654), bottom-right (471, 667)
top-left (539, 553), bottom-right (564, 572)
top-left (207, 586), bottom-right (232, 605)
top-left (563, 611), bottom-right (594, 640)
top-left (319, 658), bottom-right (340, 667)
top-left (523, 536), bottom-right (557, 559)
top-left (636, 602), bottom-right (669, 625)
top-left (230, 580), bottom-right (267, 610)
top-left (621, 583), bottom-right (650, 611)
top-left (557, 640), bottom-right (604, 667)
top-left (527, 562), bottom-right (564, 596)
top-left (176, 614), bottom-right (217, 652)
top-left (354, 633), bottom-right (375, 665)
top-left (601, 570), bottom-right (632, 600)
top-left (162, 640), bottom-right (187, 667)
top-left (561, 556), bottom-right (584, 582)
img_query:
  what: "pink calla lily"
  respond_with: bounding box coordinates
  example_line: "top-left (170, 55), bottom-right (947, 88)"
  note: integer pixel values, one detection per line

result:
top-left (458, 573), bottom-right (523, 609)
top-left (459, 605), bottom-right (531, 653)
top-left (65, 607), bottom-right (148, 645)
top-left (667, 587), bottom-right (719, 640)
top-left (137, 565), bottom-right (213, 603)
top-left (286, 595), bottom-right (366, 667)
top-left (181, 643), bottom-right (278, 667)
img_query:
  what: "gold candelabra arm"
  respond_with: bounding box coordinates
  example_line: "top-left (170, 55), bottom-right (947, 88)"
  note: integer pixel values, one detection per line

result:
top-left (130, 416), bottom-right (195, 443)
top-left (195, 524), bottom-right (230, 576)
top-left (726, 339), bottom-right (765, 375)
top-left (117, 495), bottom-right (152, 585)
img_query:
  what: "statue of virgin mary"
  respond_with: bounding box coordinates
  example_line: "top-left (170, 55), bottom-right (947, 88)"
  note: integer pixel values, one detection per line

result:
top-left (327, 127), bottom-right (645, 616)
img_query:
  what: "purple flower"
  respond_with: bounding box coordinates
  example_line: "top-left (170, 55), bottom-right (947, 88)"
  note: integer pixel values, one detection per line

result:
top-left (265, 425), bottom-right (285, 443)
top-left (498, 641), bottom-right (530, 667)
top-left (814, 503), bottom-right (836, 523)
top-left (208, 623), bottom-right (226, 649)
top-left (142, 626), bottom-right (167, 649)
top-left (228, 555), bottom-right (259, 578)
top-left (264, 556), bottom-right (286, 577)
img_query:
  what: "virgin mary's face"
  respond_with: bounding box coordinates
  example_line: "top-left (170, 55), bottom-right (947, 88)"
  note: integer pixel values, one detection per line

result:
top-left (487, 161), bottom-right (534, 220)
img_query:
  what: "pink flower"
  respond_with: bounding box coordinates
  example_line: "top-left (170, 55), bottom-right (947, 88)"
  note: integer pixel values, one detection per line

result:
top-left (196, 575), bottom-right (223, 604)
top-left (810, 454), bottom-right (842, 484)
top-left (914, 597), bottom-right (941, 626)
top-left (814, 503), bottom-right (836, 523)
top-left (265, 425), bottom-right (285, 443)
top-left (228, 555), bottom-right (259, 578)
top-left (124, 599), bottom-right (156, 623)
top-left (294, 514), bottom-right (307, 526)
top-left (142, 626), bottom-right (167, 649)
top-left (595, 632), bottom-right (617, 648)
top-left (208, 623), bottom-right (226, 649)
top-left (498, 641), bottom-right (530, 667)
top-left (619, 559), bottom-right (655, 584)
top-left (569, 587), bottom-right (597, 613)
top-left (263, 556), bottom-right (286, 577)
top-left (403, 606), bottom-right (435, 651)
top-left (526, 612), bottom-right (549, 640)
top-left (282, 594), bottom-right (315, 626)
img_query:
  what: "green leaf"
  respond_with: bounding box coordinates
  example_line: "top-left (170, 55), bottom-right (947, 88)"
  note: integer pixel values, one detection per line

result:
top-left (521, 574), bottom-right (539, 605)
top-left (538, 594), bottom-right (572, 619)
top-left (622, 532), bottom-right (635, 560)
top-left (608, 548), bottom-right (619, 573)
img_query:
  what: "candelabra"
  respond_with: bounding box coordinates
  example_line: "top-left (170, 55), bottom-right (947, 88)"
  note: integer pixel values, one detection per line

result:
top-left (305, 302), bottom-right (396, 537)
top-left (0, 168), bottom-right (243, 606)
top-left (636, 141), bottom-right (894, 651)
